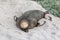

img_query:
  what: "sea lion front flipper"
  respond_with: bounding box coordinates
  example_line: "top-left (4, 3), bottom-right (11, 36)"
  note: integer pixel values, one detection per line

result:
top-left (14, 16), bottom-right (18, 22)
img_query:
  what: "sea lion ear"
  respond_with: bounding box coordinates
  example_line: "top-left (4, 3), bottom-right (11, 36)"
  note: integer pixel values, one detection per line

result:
top-left (14, 16), bottom-right (18, 21)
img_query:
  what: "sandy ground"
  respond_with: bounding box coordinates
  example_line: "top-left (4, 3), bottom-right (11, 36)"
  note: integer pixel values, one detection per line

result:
top-left (0, 0), bottom-right (60, 40)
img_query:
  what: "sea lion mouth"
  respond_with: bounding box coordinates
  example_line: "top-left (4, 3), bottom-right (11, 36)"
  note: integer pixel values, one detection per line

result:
top-left (20, 19), bottom-right (29, 29)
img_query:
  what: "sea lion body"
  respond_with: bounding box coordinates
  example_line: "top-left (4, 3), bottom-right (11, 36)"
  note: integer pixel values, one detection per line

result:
top-left (14, 10), bottom-right (50, 32)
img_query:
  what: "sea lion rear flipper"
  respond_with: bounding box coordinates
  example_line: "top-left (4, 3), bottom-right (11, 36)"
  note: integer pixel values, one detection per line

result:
top-left (39, 21), bottom-right (46, 26)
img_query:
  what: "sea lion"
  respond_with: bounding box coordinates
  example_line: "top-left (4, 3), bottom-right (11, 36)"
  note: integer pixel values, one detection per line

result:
top-left (14, 10), bottom-right (52, 32)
